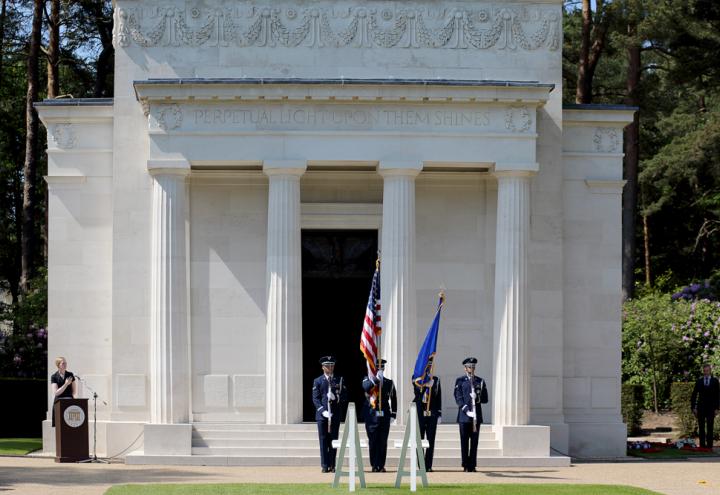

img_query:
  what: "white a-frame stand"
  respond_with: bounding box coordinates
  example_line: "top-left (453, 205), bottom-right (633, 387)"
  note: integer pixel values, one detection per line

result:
top-left (394, 402), bottom-right (429, 491)
top-left (332, 403), bottom-right (367, 492)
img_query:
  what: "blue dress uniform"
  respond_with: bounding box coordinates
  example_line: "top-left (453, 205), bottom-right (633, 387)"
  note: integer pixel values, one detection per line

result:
top-left (312, 356), bottom-right (347, 472)
top-left (454, 357), bottom-right (488, 472)
top-left (413, 375), bottom-right (442, 471)
top-left (362, 361), bottom-right (397, 472)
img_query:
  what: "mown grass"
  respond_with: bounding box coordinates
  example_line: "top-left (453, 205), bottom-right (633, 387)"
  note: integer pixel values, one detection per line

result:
top-left (0, 438), bottom-right (42, 456)
top-left (104, 483), bottom-right (664, 495)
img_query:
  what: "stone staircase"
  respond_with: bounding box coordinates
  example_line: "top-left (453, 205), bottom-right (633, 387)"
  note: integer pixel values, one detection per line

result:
top-left (189, 423), bottom-right (499, 466)
top-left (126, 422), bottom-right (569, 466)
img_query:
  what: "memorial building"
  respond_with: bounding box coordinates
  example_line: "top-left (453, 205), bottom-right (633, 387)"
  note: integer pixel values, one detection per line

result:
top-left (37, 0), bottom-right (633, 464)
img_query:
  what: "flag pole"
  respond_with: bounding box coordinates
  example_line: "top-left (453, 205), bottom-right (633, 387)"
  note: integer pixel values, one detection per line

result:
top-left (425, 289), bottom-right (445, 415)
top-left (376, 256), bottom-right (383, 416)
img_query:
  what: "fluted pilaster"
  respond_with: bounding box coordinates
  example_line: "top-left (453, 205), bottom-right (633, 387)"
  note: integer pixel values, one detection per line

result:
top-left (492, 172), bottom-right (532, 426)
top-left (149, 163), bottom-right (191, 425)
top-left (264, 161), bottom-right (306, 424)
top-left (379, 163), bottom-right (421, 417)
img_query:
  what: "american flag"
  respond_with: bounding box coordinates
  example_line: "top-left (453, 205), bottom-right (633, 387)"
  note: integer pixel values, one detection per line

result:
top-left (360, 262), bottom-right (382, 407)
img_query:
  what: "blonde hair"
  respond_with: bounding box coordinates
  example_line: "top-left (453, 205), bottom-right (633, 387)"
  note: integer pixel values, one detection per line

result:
top-left (55, 356), bottom-right (66, 369)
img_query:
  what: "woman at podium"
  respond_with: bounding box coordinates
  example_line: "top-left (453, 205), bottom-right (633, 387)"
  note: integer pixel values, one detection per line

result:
top-left (50, 356), bottom-right (77, 427)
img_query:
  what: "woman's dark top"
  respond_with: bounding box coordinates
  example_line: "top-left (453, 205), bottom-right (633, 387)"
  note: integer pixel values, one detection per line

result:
top-left (50, 370), bottom-right (75, 427)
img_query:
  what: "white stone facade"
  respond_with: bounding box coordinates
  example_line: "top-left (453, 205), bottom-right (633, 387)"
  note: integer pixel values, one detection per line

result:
top-left (37, 0), bottom-right (633, 461)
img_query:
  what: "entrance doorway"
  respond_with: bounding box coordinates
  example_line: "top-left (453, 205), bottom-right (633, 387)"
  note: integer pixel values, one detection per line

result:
top-left (301, 230), bottom-right (378, 422)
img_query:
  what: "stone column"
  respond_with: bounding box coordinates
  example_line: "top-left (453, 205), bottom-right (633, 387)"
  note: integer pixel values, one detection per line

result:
top-left (491, 167), bottom-right (550, 457)
top-left (145, 159), bottom-right (192, 455)
top-left (264, 160), bottom-right (306, 424)
top-left (379, 162), bottom-right (421, 418)
top-left (492, 170), bottom-right (532, 427)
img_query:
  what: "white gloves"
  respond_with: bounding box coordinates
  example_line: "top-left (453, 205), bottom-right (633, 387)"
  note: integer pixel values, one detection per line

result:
top-left (327, 391), bottom-right (336, 401)
top-left (466, 411), bottom-right (475, 419)
top-left (322, 410), bottom-right (332, 419)
top-left (470, 390), bottom-right (477, 400)
top-left (376, 370), bottom-right (384, 380)
top-left (427, 378), bottom-right (435, 387)
top-left (437, 416), bottom-right (442, 424)
top-left (391, 418), bottom-right (397, 425)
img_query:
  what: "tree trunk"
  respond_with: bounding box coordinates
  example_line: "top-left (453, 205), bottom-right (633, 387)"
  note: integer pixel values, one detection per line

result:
top-left (0, 0), bottom-right (7, 84)
top-left (576, 0), bottom-right (592, 103)
top-left (46, 0), bottom-right (60, 99)
top-left (622, 28), bottom-right (641, 301)
top-left (575, 0), bottom-right (610, 104)
top-left (20, 0), bottom-right (43, 294)
top-left (89, 1), bottom-right (114, 97)
top-left (643, 214), bottom-right (650, 286)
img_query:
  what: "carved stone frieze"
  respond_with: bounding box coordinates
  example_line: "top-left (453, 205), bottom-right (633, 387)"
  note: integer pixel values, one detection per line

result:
top-left (114, 2), bottom-right (560, 51)
top-left (49, 124), bottom-right (77, 149)
top-left (593, 127), bottom-right (620, 153)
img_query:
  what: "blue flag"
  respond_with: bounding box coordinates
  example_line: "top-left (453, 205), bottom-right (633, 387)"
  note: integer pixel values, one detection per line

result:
top-left (412, 294), bottom-right (444, 396)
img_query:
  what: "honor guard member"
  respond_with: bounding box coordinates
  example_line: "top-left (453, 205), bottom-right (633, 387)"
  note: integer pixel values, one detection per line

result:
top-left (362, 359), bottom-right (397, 472)
top-left (413, 373), bottom-right (442, 472)
top-left (454, 357), bottom-right (488, 472)
top-left (312, 356), bottom-right (347, 473)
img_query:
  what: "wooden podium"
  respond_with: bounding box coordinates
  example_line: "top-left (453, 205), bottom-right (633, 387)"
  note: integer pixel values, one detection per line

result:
top-left (54, 398), bottom-right (89, 463)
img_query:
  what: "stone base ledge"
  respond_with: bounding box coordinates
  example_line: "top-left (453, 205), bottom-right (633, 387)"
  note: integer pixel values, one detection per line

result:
top-left (143, 424), bottom-right (192, 455)
top-left (501, 425), bottom-right (551, 457)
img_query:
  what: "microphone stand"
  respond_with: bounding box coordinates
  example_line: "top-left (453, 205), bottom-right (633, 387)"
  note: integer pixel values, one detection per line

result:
top-left (78, 377), bottom-right (109, 464)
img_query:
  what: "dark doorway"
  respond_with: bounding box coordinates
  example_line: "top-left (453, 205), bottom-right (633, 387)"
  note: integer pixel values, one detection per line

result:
top-left (301, 229), bottom-right (378, 422)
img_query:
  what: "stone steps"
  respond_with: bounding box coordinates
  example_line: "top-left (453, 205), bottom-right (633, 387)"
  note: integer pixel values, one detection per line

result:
top-left (192, 437), bottom-right (498, 449)
top-left (125, 422), bottom-right (571, 467)
top-left (191, 423), bottom-right (498, 453)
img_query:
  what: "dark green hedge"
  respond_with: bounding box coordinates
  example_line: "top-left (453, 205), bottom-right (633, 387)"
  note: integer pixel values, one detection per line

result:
top-left (671, 382), bottom-right (696, 437)
top-left (621, 384), bottom-right (645, 435)
top-left (0, 378), bottom-right (47, 437)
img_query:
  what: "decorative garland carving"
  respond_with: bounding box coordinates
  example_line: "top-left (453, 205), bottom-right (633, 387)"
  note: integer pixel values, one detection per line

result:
top-left (153, 104), bottom-right (184, 131)
top-left (114, 3), bottom-right (560, 51)
top-left (50, 124), bottom-right (77, 149)
top-left (593, 127), bottom-right (620, 153)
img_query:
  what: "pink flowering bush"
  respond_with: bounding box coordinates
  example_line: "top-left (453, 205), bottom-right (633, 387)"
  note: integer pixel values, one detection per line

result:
top-left (623, 286), bottom-right (720, 411)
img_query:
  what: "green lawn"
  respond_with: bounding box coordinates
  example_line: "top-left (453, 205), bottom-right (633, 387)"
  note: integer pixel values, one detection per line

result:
top-left (0, 438), bottom-right (42, 456)
top-left (105, 484), bottom-right (664, 495)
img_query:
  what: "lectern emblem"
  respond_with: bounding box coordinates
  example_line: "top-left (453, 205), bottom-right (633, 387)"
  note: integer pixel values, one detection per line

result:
top-left (63, 405), bottom-right (86, 428)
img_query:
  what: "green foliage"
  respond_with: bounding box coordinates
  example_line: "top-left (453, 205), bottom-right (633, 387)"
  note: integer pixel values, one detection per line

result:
top-left (563, 1), bottom-right (720, 288)
top-left (622, 291), bottom-right (720, 410)
top-left (623, 293), bottom-right (683, 410)
top-left (0, 270), bottom-right (47, 378)
top-left (671, 382), bottom-right (697, 437)
top-left (621, 384), bottom-right (645, 435)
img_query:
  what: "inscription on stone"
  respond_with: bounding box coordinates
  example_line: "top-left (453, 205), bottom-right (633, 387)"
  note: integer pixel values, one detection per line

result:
top-left (192, 107), bottom-right (491, 129)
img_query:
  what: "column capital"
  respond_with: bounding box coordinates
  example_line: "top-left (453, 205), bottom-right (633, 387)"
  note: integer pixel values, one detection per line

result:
top-left (263, 160), bottom-right (307, 177)
top-left (147, 159), bottom-right (191, 177)
top-left (378, 161), bottom-right (422, 178)
top-left (493, 162), bottom-right (538, 178)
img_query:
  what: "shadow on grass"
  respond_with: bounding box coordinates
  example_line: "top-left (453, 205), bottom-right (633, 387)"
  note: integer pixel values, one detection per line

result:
top-left (0, 465), bottom-right (217, 492)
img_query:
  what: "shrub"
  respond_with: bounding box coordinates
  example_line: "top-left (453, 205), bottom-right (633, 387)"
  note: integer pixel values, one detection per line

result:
top-left (623, 292), bottom-right (720, 411)
top-left (621, 384), bottom-right (645, 435)
top-left (671, 382), bottom-right (697, 437)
